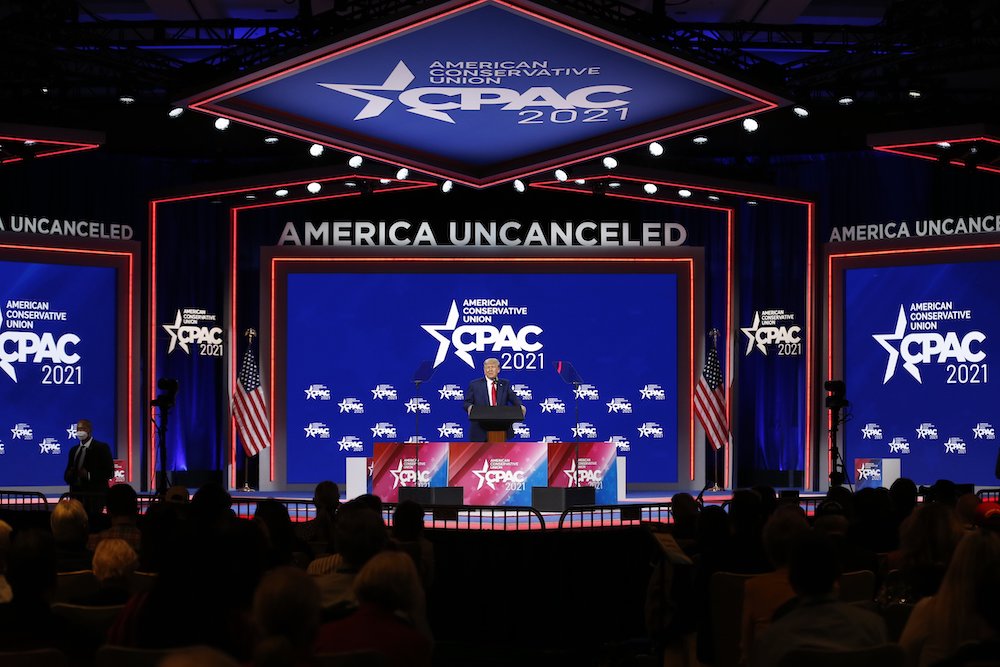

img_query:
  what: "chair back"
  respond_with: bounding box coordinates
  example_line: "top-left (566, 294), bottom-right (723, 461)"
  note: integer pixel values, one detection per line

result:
top-left (95, 645), bottom-right (175, 667)
top-left (709, 571), bottom-right (758, 667)
top-left (838, 570), bottom-right (876, 603)
top-left (777, 643), bottom-right (904, 667)
top-left (54, 570), bottom-right (99, 603)
top-left (314, 651), bottom-right (389, 667)
top-left (128, 571), bottom-right (157, 595)
top-left (0, 648), bottom-right (68, 667)
top-left (51, 603), bottom-right (126, 640)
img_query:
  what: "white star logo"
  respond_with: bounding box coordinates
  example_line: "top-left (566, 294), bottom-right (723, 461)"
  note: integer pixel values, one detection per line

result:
top-left (389, 460), bottom-right (408, 489)
top-left (563, 460), bottom-right (579, 487)
top-left (422, 301), bottom-right (468, 367)
top-left (471, 459), bottom-right (494, 490)
top-left (338, 399), bottom-right (355, 413)
top-left (873, 306), bottom-right (917, 383)
top-left (317, 61), bottom-right (417, 121)
top-left (66, 424), bottom-right (78, 439)
top-left (740, 312), bottom-right (767, 355)
top-left (162, 310), bottom-right (188, 353)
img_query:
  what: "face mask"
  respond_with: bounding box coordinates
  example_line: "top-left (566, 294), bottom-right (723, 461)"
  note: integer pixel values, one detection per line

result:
top-left (76, 431), bottom-right (90, 442)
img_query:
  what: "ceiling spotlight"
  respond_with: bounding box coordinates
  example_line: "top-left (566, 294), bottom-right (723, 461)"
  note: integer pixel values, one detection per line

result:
top-left (23, 140), bottom-right (36, 147)
top-left (344, 181), bottom-right (357, 188)
top-left (118, 95), bottom-right (136, 105)
top-left (244, 194), bottom-right (256, 201)
top-left (306, 182), bottom-right (322, 194)
top-left (608, 182), bottom-right (621, 189)
top-left (936, 141), bottom-right (951, 149)
top-left (513, 179), bottom-right (526, 193)
top-left (395, 167), bottom-right (410, 180)
top-left (275, 189), bottom-right (289, 197)
top-left (837, 95), bottom-right (854, 106)
top-left (40, 86), bottom-right (49, 94)
top-left (792, 106), bottom-right (809, 118)
top-left (602, 156), bottom-right (618, 169)
top-left (678, 189), bottom-right (692, 198)
top-left (742, 117), bottom-right (759, 133)
top-left (574, 179), bottom-right (586, 185)
top-left (908, 90), bottom-right (922, 99)
top-left (554, 169), bottom-right (568, 182)
top-left (309, 143), bottom-right (324, 157)
top-left (747, 200), bottom-right (759, 206)
top-left (643, 183), bottom-right (658, 195)
top-left (707, 194), bottom-right (721, 202)
top-left (648, 141), bottom-right (664, 157)
top-left (214, 117), bottom-right (230, 131)
top-left (264, 136), bottom-right (279, 144)
top-left (441, 180), bottom-right (453, 193)
top-left (167, 107), bottom-right (185, 118)
top-left (379, 178), bottom-right (391, 185)
top-left (347, 155), bottom-right (363, 168)
top-left (693, 136), bottom-right (708, 145)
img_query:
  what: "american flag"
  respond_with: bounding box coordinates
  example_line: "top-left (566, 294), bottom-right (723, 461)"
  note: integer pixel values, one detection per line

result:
top-left (693, 340), bottom-right (729, 452)
top-left (232, 337), bottom-right (270, 457)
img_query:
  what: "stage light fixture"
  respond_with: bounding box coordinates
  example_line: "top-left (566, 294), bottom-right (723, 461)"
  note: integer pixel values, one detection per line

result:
top-left (792, 106), bottom-right (809, 118)
top-left (693, 136), bottom-right (708, 145)
top-left (608, 181), bottom-right (621, 189)
top-left (348, 155), bottom-right (364, 168)
top-left (643, 183), bottom-right (658, 195)
top-left (264, 136), bottom-right (279, 144)
top-left (379, 178), bottom-right (391, 184)
top-left (838, 95), bottom-right (854, 106)
top-left (707, 194), bottom-right (721, 202)
top-left (307, 182), bottom-right (322, 194)
top-left (908, 90), bottom-right (922, 99)
top-left (441, 180), bottom-right (453, 193)
top-left (119, 95), bottom-right (136, 105)
top-left (747, 200), bottom-right (759, 206)
top-left (742, 117), bottom-right (759, 133)
top-left (395, 167), bottom-right (410, 180)
top-left (345, 181), bottom-right (358, 188)
top-left (23, 140), bottom-right (36, 147)
top-left (244, 194), bottom-right (256, 200)
top-left (275, 189), bottom-right (289, 197)
top-left (40, 86), bottom-right (49, 94)
top-left (678, 189), bottom-right (692, 198)
top-left (574, 179), bottom-right (586, 185)
top-left (648, 141), bottom-right (664, 157)
top-left (168, 107), bottom-right (184, 118)
top-left (602, 156), bottom-right (618, 169)
top-left (513, 179), bottom-right (526, 193)
top-left (214, 117), bottom-right (230, 131)
top-left (309, 143), bottom-right (324, 157)
top-left (936, 142), bottom-right (951, 149)
top-left (554, 169), bottom-right (568, 182)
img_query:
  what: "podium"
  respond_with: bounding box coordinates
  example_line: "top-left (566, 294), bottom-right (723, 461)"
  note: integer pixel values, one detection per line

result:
top-left (469, 405), bottom-right (524, 442)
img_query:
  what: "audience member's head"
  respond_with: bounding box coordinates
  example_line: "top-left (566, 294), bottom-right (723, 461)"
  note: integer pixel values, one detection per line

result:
top-left (164, 485), bottom-right (190, 505)
top-left (138, 502), bottom-right (179, 573)
top-left (190, 482), bottom-right (234, 532)
top-left (312, 481), bottom-right (340, 514)
top-left (392, 500), bottom-right (426, 542)
top-left (92, 538), bottom-right (138, 585)
top-left (889, 477), bottom-right (918, 519)
top-left (352, 550), bottom-right (421, 613)
top-left (106, 483), bottom-right (139, 519)
top-left (335, 501), bottom-right (389, 570)
top-left (671, 492), bottom-right (700, 529)
top-left (351, 493), bottom-right (384, 517)
top-left (955, 492), bottom-right (982, 527)
top-left (931, 528), bottom-right (1000, 650)
top-left (813, 500), bottom-right (849, 537)
top-left (788, 531), bottom-right (840, 598)
top-left (924, 479), bottom-right (958, 507)
top-left (825, 485), bottom-right (855, 520)
top-left (697, 504), bottom-right (732, 550)
top-left (729, 488), bottom-right (764, 537)
top-left (0, 519), bottom-right (12, 573)
top-left (51, 498), bottom-right (89, 546)
top-left (160, 647), bottom-right (240, 667)
top-left (898, 501), bottom-right (963, 571)
top-left (252, 566), bottom-right (321, 667)
top-left (6, 529), bottom-right (56, 605)
top-left (254, 499), bottom-right (297, 566)
top-left (752, 485), bottom-right (779, 518)
top-left (761, 504), bottom-right (809, 569)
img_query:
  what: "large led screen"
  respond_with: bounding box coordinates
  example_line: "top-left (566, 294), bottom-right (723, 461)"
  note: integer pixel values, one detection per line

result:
top-left (0, 259), bottom-right (118, 486)
top-left (843, 260), bottom-right (999, 485)
top-left (283, 268), bottom-right (682, 485)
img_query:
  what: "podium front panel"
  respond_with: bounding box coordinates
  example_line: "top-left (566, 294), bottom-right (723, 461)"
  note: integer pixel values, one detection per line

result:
top-left (371, 442), bottom-right (449, 503)
top-left (447, 442), bottom-right (547, 505)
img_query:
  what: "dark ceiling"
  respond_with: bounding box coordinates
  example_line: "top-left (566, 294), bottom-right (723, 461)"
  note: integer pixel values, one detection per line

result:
top-left (1, 0), bottom-right (999, 179)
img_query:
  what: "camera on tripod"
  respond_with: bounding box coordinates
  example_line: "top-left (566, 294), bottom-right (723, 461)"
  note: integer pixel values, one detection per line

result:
top-left (824, 380), bottom-right (849, 410)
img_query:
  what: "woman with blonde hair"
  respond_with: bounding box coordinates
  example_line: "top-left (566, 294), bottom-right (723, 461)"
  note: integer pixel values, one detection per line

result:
top-left (899, 527), bottom-right (1000, 667)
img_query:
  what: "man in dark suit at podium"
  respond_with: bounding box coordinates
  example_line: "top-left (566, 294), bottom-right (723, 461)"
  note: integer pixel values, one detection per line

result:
top-left (63, 418), bottom-right (115, 523)
top-left (463, 357), bottom-right (526, 441)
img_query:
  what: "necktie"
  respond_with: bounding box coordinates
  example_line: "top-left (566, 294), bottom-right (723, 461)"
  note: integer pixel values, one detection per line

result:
top-left (75, 445), bottom-right (88, 471)
top-left (491, 381), bottom-right (497, 406)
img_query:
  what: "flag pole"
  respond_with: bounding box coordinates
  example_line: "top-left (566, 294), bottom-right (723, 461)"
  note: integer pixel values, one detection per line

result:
top-left (708, 328), bottom-right (723, 492)
top-left (240, 327), bottom-right (257, 493)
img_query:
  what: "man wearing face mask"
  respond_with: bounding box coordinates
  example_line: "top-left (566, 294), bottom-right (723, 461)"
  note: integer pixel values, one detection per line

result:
top-left (463, 357), bottom-right (526, 442)
top-left (63, 419), bottom-right (115, 523)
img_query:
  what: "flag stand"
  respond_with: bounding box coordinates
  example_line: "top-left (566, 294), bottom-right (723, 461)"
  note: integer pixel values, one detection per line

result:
top-left (233, 327), bottom-right (269, 493)
top-left (695, 328), bottom-right (728, 493)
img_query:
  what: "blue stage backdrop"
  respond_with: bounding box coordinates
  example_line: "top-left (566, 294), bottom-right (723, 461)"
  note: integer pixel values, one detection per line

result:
top-left (0, 259), bottom-right (118, 486)
top-left (844, 259), bottom-right (1000, 486)
top-left (283, 269), bottom-right (680, 485)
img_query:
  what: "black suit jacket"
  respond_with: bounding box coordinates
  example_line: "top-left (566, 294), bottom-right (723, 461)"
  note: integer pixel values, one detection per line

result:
top-left (463, 377), bottom-right (524, 441)
top-left (63, 439), bottom-right (115, 493)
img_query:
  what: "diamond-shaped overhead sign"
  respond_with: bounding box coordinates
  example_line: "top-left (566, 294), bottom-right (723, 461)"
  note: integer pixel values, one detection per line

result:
top-left (189, 0), bottom-right (783, 187)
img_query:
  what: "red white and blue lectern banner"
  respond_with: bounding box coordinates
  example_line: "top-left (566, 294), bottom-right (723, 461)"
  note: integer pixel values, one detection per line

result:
top-left (371, 441), bottom-right (617, 506)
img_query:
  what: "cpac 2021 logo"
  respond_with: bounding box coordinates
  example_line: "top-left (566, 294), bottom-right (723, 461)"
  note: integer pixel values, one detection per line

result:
top-left (0, 310), bottom-right (80, 383)
top-left (162, 309), bottom-right (223, 357)
top-left (319, 61), bottom-right (630, 125)
top-left (874, 304), bottom-right (986, 384)
top-left (422, 300), bottom-right (542, 368)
